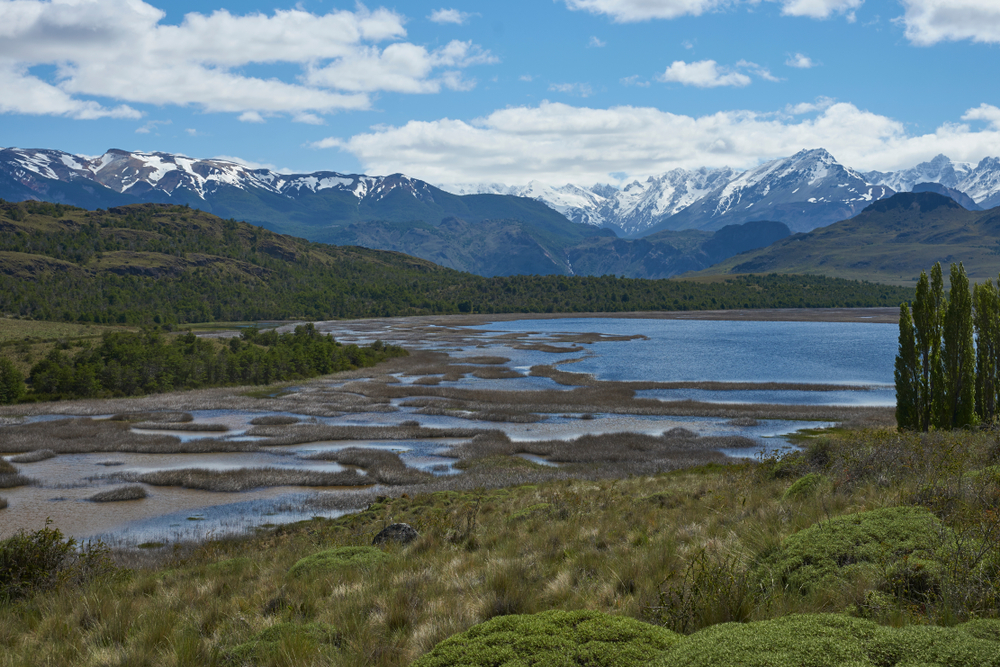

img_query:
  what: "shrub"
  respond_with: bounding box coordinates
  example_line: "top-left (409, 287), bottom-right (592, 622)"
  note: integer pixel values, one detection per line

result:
top-left (288, 546), bottom-right (388, 577)
top-left (656, 614), bottom-right (1000, 667)
top-left (411, 610), bottom-right (681, 667)
top-left (755, 506), bottom-right (945, 600)
top-left (782, 473), bottom-right (828, 501)
top-left (0, 521), bottom-right (114, 602)
top-left (225, 622), bottom-right (340, 665)
top-left (0, 357), bottom-right (25, 405)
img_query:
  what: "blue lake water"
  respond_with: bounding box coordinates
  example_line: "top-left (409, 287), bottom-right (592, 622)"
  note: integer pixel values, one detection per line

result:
top-left (472, 318), bottom-right (898, 388)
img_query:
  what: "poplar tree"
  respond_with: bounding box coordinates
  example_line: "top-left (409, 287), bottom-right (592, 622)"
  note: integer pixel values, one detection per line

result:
top-left (974, 279), bottom-right (1000, 425)
top-left (912, 264), bottom-right (944, 431)
top-left (894, 302), bottom-right (919, 430)
top-left (936, 263), bottom-right (976, 429)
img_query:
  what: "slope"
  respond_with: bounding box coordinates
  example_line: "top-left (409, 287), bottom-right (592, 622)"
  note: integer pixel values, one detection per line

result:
top-left (690, 192), bottom-right (1000, 285)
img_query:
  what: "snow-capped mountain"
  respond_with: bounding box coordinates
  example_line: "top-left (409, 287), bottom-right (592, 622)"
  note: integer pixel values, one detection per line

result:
top-left (0, 147), bottom-right (437, 206)
top-left (865, 154), bottom-right (1000, 210)
top-left (446, 167), bottom-right (737, 236)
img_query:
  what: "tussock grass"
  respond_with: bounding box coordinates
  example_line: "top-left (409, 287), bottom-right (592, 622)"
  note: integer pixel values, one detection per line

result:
top-left (0, 497), bottom-right (6, 510)
top-left (89, 485), bottom-right (148, 502)
top-left (0, 460), bottom-right (33, 488)
top-left (247, 423), bottom-right (490, 446)
top-left (459, 356), bottom-right (510, 365)
top-left (8, 449), bottom-right (56, 463)
top-left (114, 467), bottom-right (377, 492)
top-left (7, 426), bottom-right (1000, 665)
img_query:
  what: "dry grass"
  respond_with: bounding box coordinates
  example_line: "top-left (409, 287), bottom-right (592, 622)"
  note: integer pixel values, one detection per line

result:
top-left (0, 496), bottom-right (6, 509)
top-left (89, 485), bottom-right (149, 502)
top-left (246, 423), bottom-right (490, 446)
top-left (460, 356), bottom-right (510, 365)
top-left (8, 449), bottom-right (57, 463)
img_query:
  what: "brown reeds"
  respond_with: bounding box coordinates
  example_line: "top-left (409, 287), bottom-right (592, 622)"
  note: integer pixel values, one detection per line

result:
top-left (8, 449), bottom-right (57, 463)
top-left (89, 485), bottom-right (148, 502)
top-left (246, 423), bottom-right (491, 446)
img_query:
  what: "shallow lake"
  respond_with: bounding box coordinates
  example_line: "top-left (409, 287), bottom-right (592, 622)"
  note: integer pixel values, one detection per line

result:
top-left (1, 315), bottom-right (896, 544)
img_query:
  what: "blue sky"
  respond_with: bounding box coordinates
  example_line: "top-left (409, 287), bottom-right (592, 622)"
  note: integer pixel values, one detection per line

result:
top-left (2, 0), bottom-right (1000, 187)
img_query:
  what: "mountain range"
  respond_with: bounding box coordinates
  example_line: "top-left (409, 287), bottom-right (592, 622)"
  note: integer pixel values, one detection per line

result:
top-left (3, 146), bottom-right (1000, 280)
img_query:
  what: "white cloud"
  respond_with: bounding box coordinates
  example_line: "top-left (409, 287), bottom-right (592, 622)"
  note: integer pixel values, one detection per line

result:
top-left (562, 0), bottom-right (862, 21)
top-left (786, 53), bottom-right (817, 68)
top-left (737, 60), bottom-right (780, 82)
top-left (549, 82), bottom-right (595, 97)
top-left (238, 111), bottom-right (266, 123)
top-left (429, 8), bottom-right (473, 24)
top-left (778, 0), bottom-right (862, 19)
top-left (658, 60), bottom-right (752, 87)
top-left (0, 0), bottom-right (496, 119)
top-left (963, 103), bottom-right (1000, 128)
top-left (520, 74), bottom-right (534, 82)
top-left (306, 40), bottom-right (496, 94)
top-left (900, 0), bottom-right (1000, 45)
top-left (135, 119), bottom-right (171, 134)
top-left (563, 0), bottom-right (726, 22)
top-left (620, 75), bottom-right (650, 87)
top-left (588, 36), bottom-right (607, 47)
top-left (318, 101), bottom-right (1000, 187)
top-left (787, 97), bottom-right (836, 114)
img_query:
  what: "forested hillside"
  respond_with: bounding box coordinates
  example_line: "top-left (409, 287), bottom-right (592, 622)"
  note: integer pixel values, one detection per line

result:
top-left (0, 201), bottom-right (913, 325)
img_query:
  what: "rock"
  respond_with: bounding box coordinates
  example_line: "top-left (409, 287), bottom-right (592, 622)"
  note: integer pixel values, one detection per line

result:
top-left (372, 523), bottom-right (419, 546)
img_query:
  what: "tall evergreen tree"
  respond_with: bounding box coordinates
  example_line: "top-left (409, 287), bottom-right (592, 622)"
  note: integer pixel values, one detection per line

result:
top-left (974, 280), bottom-right (1000, 425)
top-left (936, 263), bottom-right (976, 429)
top-left (895, 302), bottom-right (920, 430)
top-left (912, 264), bottom-right (944, 431)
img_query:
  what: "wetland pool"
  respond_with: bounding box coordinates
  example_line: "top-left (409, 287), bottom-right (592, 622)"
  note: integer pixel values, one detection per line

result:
top-left (0, 314), bottom-right (894, 546)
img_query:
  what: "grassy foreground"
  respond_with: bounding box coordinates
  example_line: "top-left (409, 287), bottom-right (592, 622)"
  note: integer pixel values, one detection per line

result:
top-left (4, 426), bottom-right (1000, 666)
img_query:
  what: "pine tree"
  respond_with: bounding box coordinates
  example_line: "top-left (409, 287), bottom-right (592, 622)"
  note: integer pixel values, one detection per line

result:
top-left (894, 303), bottom-right (920, 430)
top-left (974, 280), bottom-right (1000, 425)
top-left (937, 263), bottom-right (976, 429)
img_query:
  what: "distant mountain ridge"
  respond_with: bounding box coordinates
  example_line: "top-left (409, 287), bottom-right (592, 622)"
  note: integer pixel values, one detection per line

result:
top-left (447, 151), bottom-right (1000, 237)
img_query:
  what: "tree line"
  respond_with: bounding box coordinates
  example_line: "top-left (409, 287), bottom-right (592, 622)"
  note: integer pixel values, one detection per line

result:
top-left (0, 324), bottom-right (405, 403)
top-left (894, 262), bottom-right (1000, 430)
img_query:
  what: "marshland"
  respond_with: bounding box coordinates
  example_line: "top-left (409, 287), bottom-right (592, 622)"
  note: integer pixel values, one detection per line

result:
top-left (11, 309), bottom-right (990, 666)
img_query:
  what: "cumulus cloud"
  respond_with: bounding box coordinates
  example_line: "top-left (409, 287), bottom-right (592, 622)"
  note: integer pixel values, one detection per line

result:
top-left (900, 0), bottom-right (1000, 45)
top-left (0, 0), bottom-right (496, 119)
top-left (963, 103), bottom-right (1000, 128)
top-left (315, 101), bottom-right (1000, 187)
top-left (428, 8), bottom-right (473, 24)
top-left (588, 36), bottom-right (607, 47)
top-left (658, 60), bottom-right (752, 87)
top-left (786, 53), bottom-right (817, 68)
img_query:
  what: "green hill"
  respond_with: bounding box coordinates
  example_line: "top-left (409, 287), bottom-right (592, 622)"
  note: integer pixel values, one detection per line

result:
top-left (691, 192), bottom-right (1000, 285)
top-left (0, 200), bottom-right (913, 325)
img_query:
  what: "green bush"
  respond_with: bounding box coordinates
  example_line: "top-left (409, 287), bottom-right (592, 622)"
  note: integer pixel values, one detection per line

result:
top-left (0, 522), bottom-right (113, 602)
top-left (0, 357), bottom-right (25, 405)
top-left (782, 473), bottom-right (828, 501)
top-left (411, 610), bottom-right (681, 667)
top-left (755, 506), bottom-right (945, 599)
top-left (225, 622), bottom-right (340, 665)
top-left (288, 546), bottom-right (388, 577)
top-left (656, 614), bottom-right (1000, 667)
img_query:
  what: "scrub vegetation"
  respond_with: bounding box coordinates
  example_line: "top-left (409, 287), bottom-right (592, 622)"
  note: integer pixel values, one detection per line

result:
top-left (3, 426), bottom-right (1000, 665)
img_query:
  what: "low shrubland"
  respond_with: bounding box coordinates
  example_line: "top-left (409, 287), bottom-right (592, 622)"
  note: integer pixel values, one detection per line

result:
top-left (3, 427), bottom-right (1000, 666)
